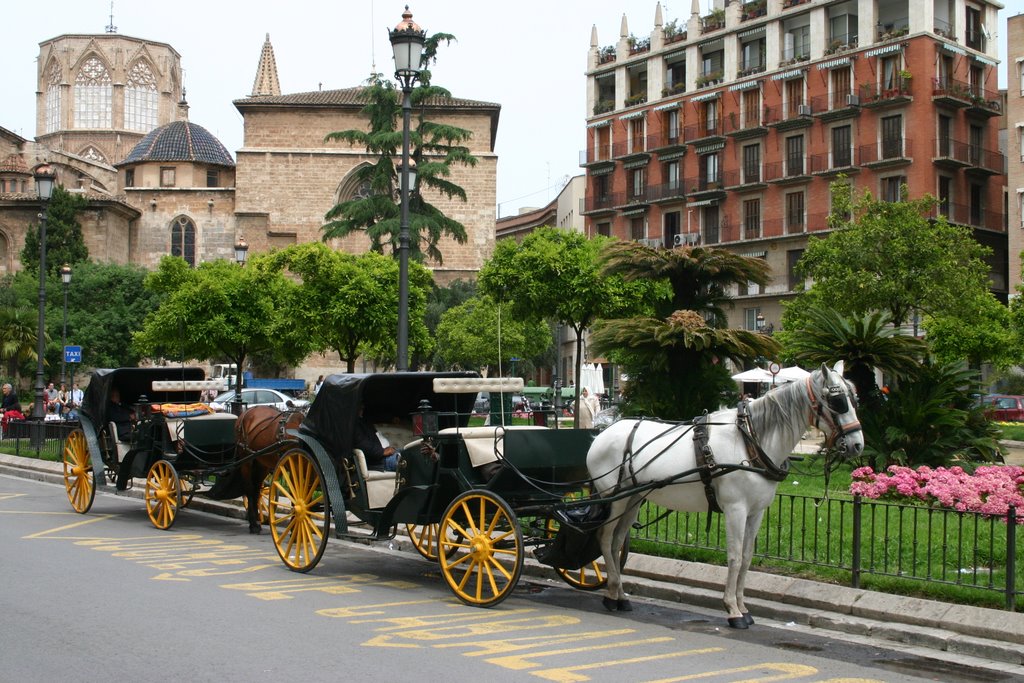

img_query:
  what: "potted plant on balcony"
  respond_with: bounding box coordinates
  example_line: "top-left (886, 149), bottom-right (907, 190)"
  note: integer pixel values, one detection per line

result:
top-left (625, 93), bottom-right (647, 107)
top-left (627, 35), bottom-right (651, 54)
top-left (741, 0), bottom-right (766, 21)
top-left (702, 8), bottom-right (725, 31)
top-left (897, 69), bottom-right (912, 93)
top-left (663, 19), bottom-right (685, 43)
top-left (599, 45), bottom-right (616, 64)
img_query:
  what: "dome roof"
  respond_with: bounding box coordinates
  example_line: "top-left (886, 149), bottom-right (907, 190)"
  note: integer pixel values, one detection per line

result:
top-left (121, 120), bottom-right (234, 167)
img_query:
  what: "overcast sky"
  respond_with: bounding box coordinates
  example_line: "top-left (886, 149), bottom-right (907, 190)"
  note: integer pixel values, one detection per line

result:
top-left (1, 1), bottom-right (1013, 218)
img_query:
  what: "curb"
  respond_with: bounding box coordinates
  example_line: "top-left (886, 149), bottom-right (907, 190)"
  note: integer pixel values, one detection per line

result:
top-left (3, 452), bottom-right (1022, 669)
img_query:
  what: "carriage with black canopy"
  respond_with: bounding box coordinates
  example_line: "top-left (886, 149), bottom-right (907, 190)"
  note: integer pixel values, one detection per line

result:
top-left (267, 371), bottom-right (613, 607)
top-left (61, 366), bottom-right (293, 530)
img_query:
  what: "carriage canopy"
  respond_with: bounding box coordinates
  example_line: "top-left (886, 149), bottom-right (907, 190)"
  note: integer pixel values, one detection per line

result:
top-left (81, 367), bottom-right (207, 424)
top-left (299, 372), bottom-right (479, 457)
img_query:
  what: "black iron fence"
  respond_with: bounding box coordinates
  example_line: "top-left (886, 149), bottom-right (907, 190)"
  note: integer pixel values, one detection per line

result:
top-left (1, 420), bottom-right (77, 460)
top-left (632, 492), bottom-right (1021, 611)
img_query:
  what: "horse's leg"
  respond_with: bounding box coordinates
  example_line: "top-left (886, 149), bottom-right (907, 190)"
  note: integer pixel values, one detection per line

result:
top-left (241, 460), bottom-right (262, 534)
top-left (734, 509), bottom-right (766, 626)
top-left (722, 505), bottom-right (750, 628)
top-left (600, 495), bottom-right (643, 612)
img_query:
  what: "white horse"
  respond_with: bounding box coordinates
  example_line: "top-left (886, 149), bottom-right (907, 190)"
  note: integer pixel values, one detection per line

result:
top-left (585, 363), bottom-right (864, 628)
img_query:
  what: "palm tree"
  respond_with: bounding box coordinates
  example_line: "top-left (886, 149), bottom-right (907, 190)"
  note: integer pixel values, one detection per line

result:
top-left (783, 305), bottom-right (927, 403)
top-left (593, 243), bottom-right (780, 419)
top-left (0, 308), bottom-right (40, 389)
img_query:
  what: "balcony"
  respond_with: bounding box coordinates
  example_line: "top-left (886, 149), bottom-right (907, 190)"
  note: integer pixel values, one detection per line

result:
top-left (810, 92), bottom-right (861, 122)
top-left (723, 167), bottom-right (767, 191)
top-left (611, 138), bottom-right (652, 160)
top-left (931, 77), bottom-right (973, 108)
top-left (931, 203), bottom-right (1002, 232)
top-left (686, 176), bottom-right (727, 200)
top-left (583, 192), bottom-right (617, 214)
top-left (875, 18), bottom-right (909, 42)
top-left (859, 81), bottom-right (912, 109)
top-left (649, 132), bottom-right (686, 154)
top-left (740, 0), bottom-right (767, 21)
top-left (931, 138), bottom-right (972, 169)
top-left (933, 17), bottom-right (957, 41)
top-left (963, 145), bottom-right (1005, 177)
top-left (964, 86), bottom-right (1002, 118)
top-left (724, 112), bottom-right (768, 140)
top-left (648, 181), bottom-right (688, 203)
top-left (764, 104), bottom-right (813, 132)
top-left (701, 11), bottom-right (725, 34)
top-left (683, 120), bottom-right (725, 145)
top-left (810, 149), bottom-right (861, 176)
top-left (860, 138), bottom-right (912, 169)
top-left (765, 159), bottom-right (809, 185)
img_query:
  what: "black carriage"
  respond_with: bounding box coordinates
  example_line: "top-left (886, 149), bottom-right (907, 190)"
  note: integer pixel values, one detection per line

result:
top-left (61, 367), bottom-right (284, 529)
top-left (268, 372), bottom-right (615, 607)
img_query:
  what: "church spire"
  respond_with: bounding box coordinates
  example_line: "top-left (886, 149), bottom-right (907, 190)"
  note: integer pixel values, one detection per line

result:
top-left (251, 33), bottom-right (281, 97)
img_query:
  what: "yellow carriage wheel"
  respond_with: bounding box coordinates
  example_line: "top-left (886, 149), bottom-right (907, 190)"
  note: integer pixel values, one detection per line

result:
top-left (241, 473), bottom-right (272, 524)
top-left (543, 517), bottom-right (628, 592)
top-left (145, 460), bottom-right (181, 530)
top-left (439, 491), bottom-right (523, 607)
top-left (61, 428), bottom-right (95, 514)
top-left (407, 523), bottom-right (440, 560)
top-left (269, 448), bottom-right (329, 572)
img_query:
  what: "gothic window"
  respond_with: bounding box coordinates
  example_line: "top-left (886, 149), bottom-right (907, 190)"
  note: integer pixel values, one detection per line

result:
top-left (171, 216), bottom-right (196, 267)
top-left (74, 56), bottom-right (112, 128)
top-left (124, 61), bottom-right (159, 132)
top-left (45, 60), bottom-right (62, 134)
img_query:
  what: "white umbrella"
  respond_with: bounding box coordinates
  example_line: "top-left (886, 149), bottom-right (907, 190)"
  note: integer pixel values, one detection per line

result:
top-left (776, 366), bottom-right (811, 383)
top-left (731, 368), bottom-right (774, 383)
top-left (594, 363), bottom-right (606, 396)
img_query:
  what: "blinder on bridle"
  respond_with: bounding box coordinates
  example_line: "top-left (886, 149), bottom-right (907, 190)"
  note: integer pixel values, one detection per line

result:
top-left (827, 383), bottom-right (850, 415)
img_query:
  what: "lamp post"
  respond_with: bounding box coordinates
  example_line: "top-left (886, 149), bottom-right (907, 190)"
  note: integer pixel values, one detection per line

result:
top-left (232, 236), bottom-right (249, 416)
top-left (389, 6), bottom-right (426, 372)
top-left (30, 165), bottom-right (56, 446)
top-left (60, 264), bottom-right (71, 386)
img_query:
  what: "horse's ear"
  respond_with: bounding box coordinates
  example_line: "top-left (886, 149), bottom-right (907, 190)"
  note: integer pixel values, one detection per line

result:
top-left (819, 362), bottom-right (830, 377)
top-left (833, 360), bottom-right (844, 376)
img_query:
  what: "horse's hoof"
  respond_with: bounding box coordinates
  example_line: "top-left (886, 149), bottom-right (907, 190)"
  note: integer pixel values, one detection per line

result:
top-left (602, 597), bottom-right (619, 612)
top-left (617, 599), bottom-right (633, 612)
top-left (727, 616), bottom-right (749, 629)
top-left (248, 525), bottom-right (261, 535)
top-left (742, 612), bottom-right (754, 625)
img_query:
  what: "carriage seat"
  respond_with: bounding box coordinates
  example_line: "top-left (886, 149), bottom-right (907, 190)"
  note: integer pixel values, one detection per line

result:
top-left (350, 423), bottom-right (419, 509)
top-left (180, 413), bottom-right (237, 457)
top-left (438, 426), bottom-right (548, 467)
top-left (107, 422), bottom-right (131, 463)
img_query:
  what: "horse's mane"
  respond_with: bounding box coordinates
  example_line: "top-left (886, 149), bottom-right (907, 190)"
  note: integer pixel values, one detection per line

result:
top-left (746, 372), bottom-right (815, 451)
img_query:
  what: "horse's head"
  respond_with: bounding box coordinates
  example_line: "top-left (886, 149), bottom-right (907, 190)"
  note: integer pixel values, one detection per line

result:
top-left (808, 363), bottom-right (864, 458)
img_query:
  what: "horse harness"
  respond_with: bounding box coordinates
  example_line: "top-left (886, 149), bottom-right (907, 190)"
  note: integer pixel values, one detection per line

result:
top-left (617, 401), bottom-right (789, 525)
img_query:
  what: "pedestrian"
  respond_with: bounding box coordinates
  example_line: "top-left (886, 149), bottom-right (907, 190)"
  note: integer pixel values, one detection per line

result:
top-left (314, 375), bottom-right (325, 395)
top-left (67, 383), bottom-right (84, 420)
top-left (45, 381), bottom-right (61, 413)
top-left (578, 386), bottom-right (601, 429)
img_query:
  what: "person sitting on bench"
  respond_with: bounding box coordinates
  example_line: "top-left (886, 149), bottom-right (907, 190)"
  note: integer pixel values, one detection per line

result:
top-left (354, 406), bottom-right (398, 472)
top-left (108, 387), bottom-right (134, 443)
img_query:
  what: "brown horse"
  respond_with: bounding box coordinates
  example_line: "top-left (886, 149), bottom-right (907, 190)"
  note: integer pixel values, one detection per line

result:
top-left (235, 405), bottom-right (304, 533)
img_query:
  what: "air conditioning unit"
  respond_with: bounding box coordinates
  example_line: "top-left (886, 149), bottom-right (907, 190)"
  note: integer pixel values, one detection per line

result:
top-left (846, 94), bottom-right (860, 106)
top-left (797, 104), bottom-right (812, 116)
top-left (673, 233), bottom-right (700, 247)
top-left (637, 238), bottom-right (664, 248)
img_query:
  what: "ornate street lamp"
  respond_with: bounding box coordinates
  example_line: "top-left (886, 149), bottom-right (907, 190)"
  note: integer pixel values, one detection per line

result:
top-left (60, 264), bottom-right (71, 386)
top-left (31, 164), bottom-right (56, 446)
top-left (389, 6), bottom-right (426, 372)
top-left (232, 236), bottom-right (249, 416)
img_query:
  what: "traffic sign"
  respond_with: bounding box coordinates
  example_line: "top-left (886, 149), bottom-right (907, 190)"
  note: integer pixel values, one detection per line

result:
top-left (64, 345), bottom-right (82, 363)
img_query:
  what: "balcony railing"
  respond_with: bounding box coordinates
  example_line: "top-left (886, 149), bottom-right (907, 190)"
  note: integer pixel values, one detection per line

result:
top-left (764, 159), bottom-right (808, 182)
top-left (809, 148), bottom-right (860, 174)
top-left (932, 137), bottom-right (972, 166)
top-left (931, 203), bottom-right (1003, 231)
top-left (965, 145), bottom-right (1005, 175)
top-left (810, 91), bottom-right (860, 116)
top-left (876, 17), bottom-right (909, 41)
top-left (649, 131), bottom-right (683, 150)
top-left (933, 17), bottom-right (957, 41)
top-left (859, 138), bottom-right (912, 165)
top-left (683, 120), bottom-right (724, 143)
top-left (860, 81), bottom-right (912, 106)
top-left (648, 181), bottom-right (687, 202)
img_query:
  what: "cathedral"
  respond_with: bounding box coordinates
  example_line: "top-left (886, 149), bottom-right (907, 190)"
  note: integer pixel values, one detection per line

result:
top-left (0, 27), bottom-right (500, 283)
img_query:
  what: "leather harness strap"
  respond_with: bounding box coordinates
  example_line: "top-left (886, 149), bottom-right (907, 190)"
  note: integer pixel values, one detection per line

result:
top-left (692, 413), bottom-right (722, 516)
top-left (736, 399), bottom-right (790, 483)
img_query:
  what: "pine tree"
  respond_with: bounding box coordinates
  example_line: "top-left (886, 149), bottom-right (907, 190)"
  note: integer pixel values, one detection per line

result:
top-left (20, 186), bottom-right (89, 274)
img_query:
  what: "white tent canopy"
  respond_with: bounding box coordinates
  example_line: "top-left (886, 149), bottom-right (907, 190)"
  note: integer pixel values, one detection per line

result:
top-left (731, 368), bottom-right (775, 383)
top-left (776, 366), bottom-right (811, 383)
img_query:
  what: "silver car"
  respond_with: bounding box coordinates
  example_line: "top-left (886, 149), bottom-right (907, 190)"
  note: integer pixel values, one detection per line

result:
top-left (210, 388), bottom-right (309, 413)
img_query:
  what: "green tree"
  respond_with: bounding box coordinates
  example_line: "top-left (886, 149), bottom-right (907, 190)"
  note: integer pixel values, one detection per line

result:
top-left (926, 292), bottom-right (1016, 369)
top-left (0, 306), bottom-right (38, 389)
top-left (434, 295), bottom-right (551, 373)
top-left (781, 305), bottom-right (927, 404)
top-left (322, 31), bottom-right (475, 264)
top-left (133, 256), bottom-right (307, 386)
top-left (793, 180), bottom-right (992, 328)
top-left (20, 186), bottom-right (89, 275)
top-left (592, 243), bottom-right (779, 419)
top-left (420, 279), bottom-right (477, 369)
top-left (265, 242), bottom-right (432, 373)
top-left (478, 228), bottom-right (661, 423)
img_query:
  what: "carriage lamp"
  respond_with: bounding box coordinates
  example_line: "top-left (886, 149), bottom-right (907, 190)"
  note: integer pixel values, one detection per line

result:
top-left (389, 5), bottom-right (426, 372)
top-left (412, 399), bottom-right (438, 437)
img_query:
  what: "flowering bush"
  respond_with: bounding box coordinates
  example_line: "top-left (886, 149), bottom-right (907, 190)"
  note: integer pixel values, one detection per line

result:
top-left (850, 465), bottom-right (1024, 523)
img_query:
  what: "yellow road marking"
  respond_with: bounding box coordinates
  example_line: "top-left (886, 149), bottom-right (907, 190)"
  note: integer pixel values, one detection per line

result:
top-left (351, 606), bottom-right (539, 630)
top-left (363, 614), bottom-right (580, 648)
top-left (491, 639), bottom-right (698, 680)
top-left (317, 599), bottom-right (440, 618)
top-left (24, 515), bottom-right (114, 537)
top-left (646, 662), bottom-right (820, 683)
top-left (435, 629), bottom-right (638, 657)
top-left (0, 493), bottom-right (28, 501)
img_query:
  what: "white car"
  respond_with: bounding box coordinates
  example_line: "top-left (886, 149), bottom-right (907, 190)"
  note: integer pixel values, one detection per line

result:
top-left (210, 388), bottom-right (309, 413)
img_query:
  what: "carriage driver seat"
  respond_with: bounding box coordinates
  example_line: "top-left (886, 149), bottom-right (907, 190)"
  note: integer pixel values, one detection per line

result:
top-left (107, 422), bottom-right (131, 463)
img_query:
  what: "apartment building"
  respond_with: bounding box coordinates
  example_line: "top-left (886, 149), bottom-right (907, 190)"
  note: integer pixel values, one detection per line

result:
top-left (1009, 13), bottom-right (1023, 291)
top-left (583, 0), bottom-right (1006, 332)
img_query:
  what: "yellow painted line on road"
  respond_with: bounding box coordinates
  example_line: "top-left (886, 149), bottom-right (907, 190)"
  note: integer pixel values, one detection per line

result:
top-left (317, 599), bottom-right (441, 618)
top-left (435, 628), bottom-right (638, 657)
top-left (224, 576), bottom-right (369, 600)
top-left (646, 661), bottom-right (820, 683)
top-left (24, 514), bottom-right (114, 537)
top-left (363, 614), bottom-right (580, 648)
top-left (0, 493), bottom-right (28, 501)
top-left (351, 606), bottom-right (539, 631)
top-left (491, 639), bottom-right (705, 681)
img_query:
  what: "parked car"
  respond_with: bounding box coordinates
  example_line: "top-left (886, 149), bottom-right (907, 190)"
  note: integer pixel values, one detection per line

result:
top-left (980, 394), bottom-right (1024, 422)
top-left (473, 392), bottom-right (490, 414)
top-left (210, 388), bottom-right (310, 413)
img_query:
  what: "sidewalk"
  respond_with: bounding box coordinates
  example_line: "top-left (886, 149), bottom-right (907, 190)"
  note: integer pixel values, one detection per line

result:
top-left (3, 451), bottom-right (1022, 674)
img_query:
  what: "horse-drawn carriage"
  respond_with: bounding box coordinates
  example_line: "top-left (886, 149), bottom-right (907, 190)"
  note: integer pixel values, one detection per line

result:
top-left (60, 367), bottom-right (298, 530)
top-left (266, 372), bottom-right (615, 607)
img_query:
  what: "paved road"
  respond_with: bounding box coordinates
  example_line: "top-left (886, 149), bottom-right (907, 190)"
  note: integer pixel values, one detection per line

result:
top-left (2, 473), bottom-right (1020, 682)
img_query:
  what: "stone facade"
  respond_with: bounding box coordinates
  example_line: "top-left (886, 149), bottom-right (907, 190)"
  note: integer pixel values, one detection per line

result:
top-left (1008, 15), bottom-right (1024, 293)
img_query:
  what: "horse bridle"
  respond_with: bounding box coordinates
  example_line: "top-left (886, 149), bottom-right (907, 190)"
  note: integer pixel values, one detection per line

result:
top-left (804, 373), bottom-right (862, 451)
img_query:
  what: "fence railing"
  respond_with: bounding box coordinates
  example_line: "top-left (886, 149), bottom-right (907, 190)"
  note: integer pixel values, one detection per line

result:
top-left (0, 420), bottom-right (77, 460)
top-left (632, 492), bottom-right (1021, 611)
